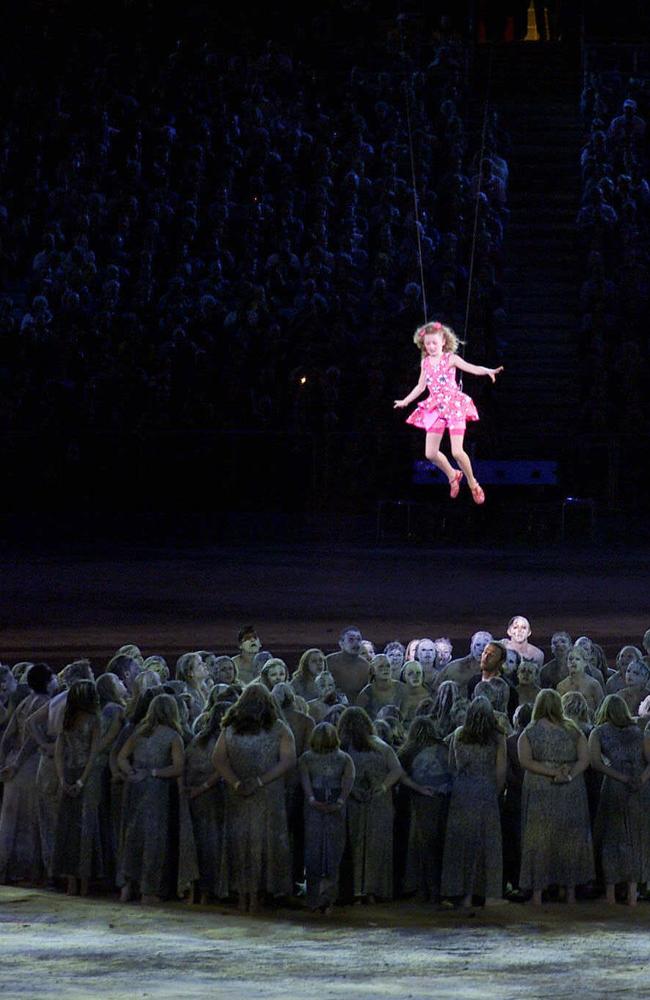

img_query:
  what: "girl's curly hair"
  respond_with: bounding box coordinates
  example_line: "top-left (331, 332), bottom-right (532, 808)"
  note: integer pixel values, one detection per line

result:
top-left (413, 321), bottom-right (462, 354)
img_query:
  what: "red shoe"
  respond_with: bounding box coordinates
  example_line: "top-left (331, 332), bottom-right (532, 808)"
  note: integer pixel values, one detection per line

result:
top-left (470, 482), bottom-right (485, 505)
top-left (449, 470), bottom-right (463, 499)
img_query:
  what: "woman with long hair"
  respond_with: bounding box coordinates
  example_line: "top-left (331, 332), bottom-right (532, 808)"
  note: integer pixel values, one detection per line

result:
top-left (271, 682), bottom-right (314, 889)
top-left (0, 665), bottom-right (17, 747)
top-left (502, 702), bottom-right (533, 899)
top-left (259, 658), bottom-right (288, 691)
top-left (0, 663), bottom-right (56, 884)
top-left (124, 670), bottom-right (161, 722)
top-left (440, 696), bottom-right (506, 906)
top-left (430, 680), bottom-right (464, 738)
top-left (175, 653), bottom-right (209, 724)
top-left (108, 687), bottom-right (158, 845)
top-left (193, 681), bottom-right (240, 735)
top-left (356, 655), bottom-right (406, 720)
top-left (185, 702), bottom-right (230, 904)
top-left (213, 684), bottom-right (296, 913)
top-left (210, 656), bottom-right (242, 692)
top-left (590, 694), bottom-right (650, 906)
top-left (93, 672), bottom-right (128, 880)
top-left (518, 689), bottom-right (594, 905)
top-left (291, 649), bottom-right (325, 703)
top-left (51, 680), bottom-right (103, 895)
top-left (399, 716), bottom-right (453, 903)
top-left (299, 722), bottom-right (355, 913)
top-left (337, 707), bottom-right (432, 904)
top-left (117, 693), bottom-right (197, 904)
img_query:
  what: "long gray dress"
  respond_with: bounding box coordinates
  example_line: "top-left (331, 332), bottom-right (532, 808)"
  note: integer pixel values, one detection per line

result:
top-left (0, 700), bottom-right (12, 810)
top-left (51, 715), bottom-right (108, 881)
top-left (404, 742), bottom-right (452, 901)
top-left (593, 722), bottom-right (650, 884)
top-left (0, 692), bottom-right (49, 883)
top-left (283, 708), bottom-right (314, 886)
top-left (224, 719), bottom-right (293, 899)
top-left (118, 724), bottom-right (198, 898)
top-left (109, 719), bottom-right (133, 861)
top-left (36, 750), bottom-right (59, 879)
top-left (519, 720), bottom-right (595, 891)
top-left (441, 732), bottom-right (503, 899)
top-left (299, 748), bottom-right (352, 909)
top-left (345, 737), bottom-right (399, 900)
top-left (86, 702), bottom-right (124, 883)
top-left (185, 734), bottom-right (227, 898)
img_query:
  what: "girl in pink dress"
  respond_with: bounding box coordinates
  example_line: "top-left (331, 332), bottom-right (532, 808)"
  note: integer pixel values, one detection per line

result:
top-left (394, 321), bottom-right (503, 504)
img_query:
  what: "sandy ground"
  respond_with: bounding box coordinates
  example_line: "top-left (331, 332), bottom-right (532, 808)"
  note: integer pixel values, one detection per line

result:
top-left (2, 887), bottom-right (650, 999)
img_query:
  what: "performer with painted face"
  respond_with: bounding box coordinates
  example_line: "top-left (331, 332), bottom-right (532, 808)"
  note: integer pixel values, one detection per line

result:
top-left (557, 645), bottom-right (605, 716)
top-left (394, 321), bottom-right (503, 504)
top-left (233, 626), bottom-right (262, 686)
top-left (384, 641), bottom-right (406, 680)
top-left (326, 626), bottom-right (369, 703)
top-left (504, 616), bottom-right (545, 669)
top-left (400, 661), bottom-right (431, 724)
top-left (414, 638), bottom-right (438, 689)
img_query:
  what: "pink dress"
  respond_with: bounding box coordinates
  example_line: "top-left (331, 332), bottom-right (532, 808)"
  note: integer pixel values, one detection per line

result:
top-left (406, 352), bottom-right (479, 433)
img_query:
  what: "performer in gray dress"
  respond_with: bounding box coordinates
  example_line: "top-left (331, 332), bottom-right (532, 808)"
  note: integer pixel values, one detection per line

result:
top-left (299, 722), bottom-right (354, 912)
top-left (399, 716), bottom-right (453, 902)
top-left (213, 684), bottom-right (296, 913)
top-left (441, 697), bottom-right (506, 906)
top-left (518, 689), bottom-right (594, 905)
top-left (337, 707), bottom-right (433, 903)
top-left (338, 707), bottom-right (402, 902)
top-left (51, 681), bottom-right (103, 895)
top-left (117, 693), bottom-right (197, 903)
top-left (590, 694), bottom-right (650, 906)
top-left (0, 664), bottom-right (56, 885)
top-left (185, 703), bottom-right (228, 903)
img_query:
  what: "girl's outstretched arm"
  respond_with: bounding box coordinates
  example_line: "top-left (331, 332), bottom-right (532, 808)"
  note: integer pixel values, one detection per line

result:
top-left (394, 360), bottom-right (427, 408)
top-left (451, 354), bottom-right (504, 382)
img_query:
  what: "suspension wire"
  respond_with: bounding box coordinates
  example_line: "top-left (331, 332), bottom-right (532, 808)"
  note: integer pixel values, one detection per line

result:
top-left (395, 11), bottom-right (496, 362)
top-left (397, 15), bottom-right (428, 325)
top-left (461, 45), bottom-right (494, 359)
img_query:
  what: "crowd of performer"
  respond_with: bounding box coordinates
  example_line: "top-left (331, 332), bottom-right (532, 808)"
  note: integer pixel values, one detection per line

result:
top-left (2, 617), bottom-right (650, 913)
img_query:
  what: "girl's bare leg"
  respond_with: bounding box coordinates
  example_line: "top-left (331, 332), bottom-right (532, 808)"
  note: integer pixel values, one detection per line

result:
top-left (627, 882), bottom-right (637, 907)
top-left (450, 430), bottom-right (478, 489)
top-left (425, 431), bottom-right (456, 481)
top-left (531, 889), bottom-right (542, 906)
top-left (605, 884), bottom-right (616, 905)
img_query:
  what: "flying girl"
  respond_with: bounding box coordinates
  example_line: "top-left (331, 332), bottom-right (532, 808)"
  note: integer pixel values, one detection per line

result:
top-left (394, 321), bottom-right (503, 504)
